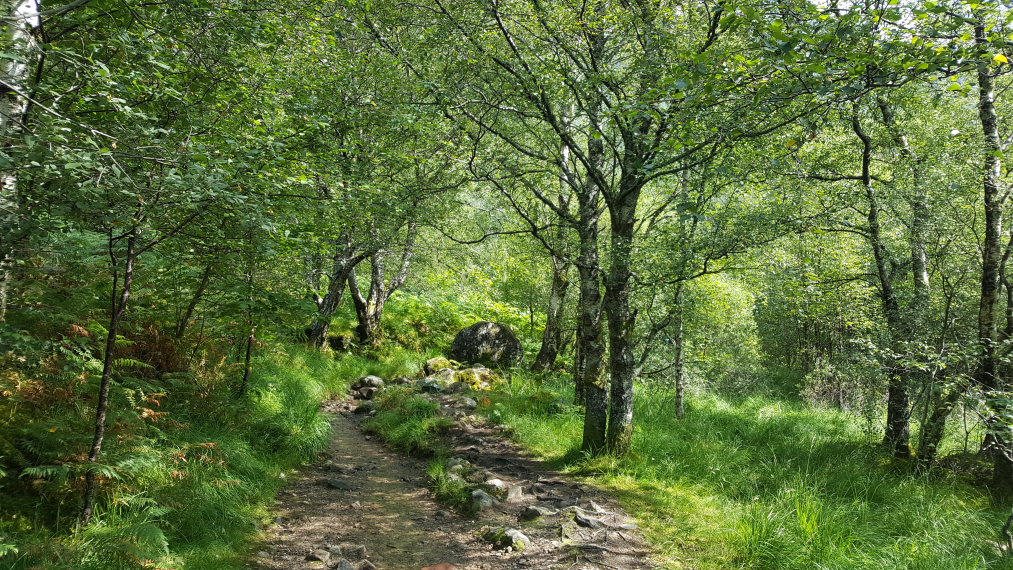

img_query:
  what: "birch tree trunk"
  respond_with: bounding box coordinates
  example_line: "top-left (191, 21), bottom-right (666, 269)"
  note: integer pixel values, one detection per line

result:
top-left (576, 79), bottom-right (608, 454)
top-left (0, 0), bottom-right (41, 322)
top-left (603, 177), bottom-right (641, 454)
top-left (972, 15), bottom-right (1011, 493)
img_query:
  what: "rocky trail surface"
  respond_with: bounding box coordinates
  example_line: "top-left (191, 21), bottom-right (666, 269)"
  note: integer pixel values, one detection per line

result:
top-left (251, 377), bottom-right (659, 570)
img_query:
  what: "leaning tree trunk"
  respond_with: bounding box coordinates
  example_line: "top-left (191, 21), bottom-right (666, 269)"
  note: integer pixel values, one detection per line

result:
top-left (853, 112), bottom-right (911, 458)
top-left (174, 262), bottom-right (213, 339)
top-left (915, 386), bottom-right (961, 474)
top-left (82, 229), bottom-right (138, 525)
top-left (973, 16), bottom-right (1011, 494)
top-left (532, 250), bottom-right (570, 372)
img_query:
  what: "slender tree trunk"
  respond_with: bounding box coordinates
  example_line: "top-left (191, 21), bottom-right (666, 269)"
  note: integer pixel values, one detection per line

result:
top-left (348, 267), bottom-right (378, 344)
top-left (673, 285), bottom-right (686, 419)
top-left (853, 112), bottom-right (911, 458)
top-left (82, 229), bottom-right (138, 525)
top-left (174, 263), bottom-right (213, 339)
top-left (309, 261), bottom-right (350, 347)
top-left (236, 263), bottom-right (255, 397)
top-left (604, 177), bottom-right (642, 455)
top-left (237, 325), bottom-right (255, 397)
top-left (533, 252), bottom-right (569, 372)
top-left (972, 17), bottom-right (1011, 493)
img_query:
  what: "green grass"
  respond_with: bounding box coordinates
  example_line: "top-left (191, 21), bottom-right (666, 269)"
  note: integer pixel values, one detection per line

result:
top-left (480, 375), bottom-right (1013, 570)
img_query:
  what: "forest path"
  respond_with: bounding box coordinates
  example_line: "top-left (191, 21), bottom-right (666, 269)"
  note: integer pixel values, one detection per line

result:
top-left (250, 399), bottom-right (658, 570)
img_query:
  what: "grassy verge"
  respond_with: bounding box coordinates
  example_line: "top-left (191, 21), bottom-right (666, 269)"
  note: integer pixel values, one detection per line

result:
top-left (361, 385), bottom-right (482, 512)
top-left (479, 374), bottom-right (1013, 570)
top-left (1, 344), bottom-right (373, 570)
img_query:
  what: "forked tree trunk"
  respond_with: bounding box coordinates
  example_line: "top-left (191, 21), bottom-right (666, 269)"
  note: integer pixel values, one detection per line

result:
top-left (174, 263), bottom-right (213, 339)
top-left (308, 239), bottom-right (372, 347)
top-left (82, 229), bottom-right (138, 525)
top-left (348, 222), bottom-right (418, 346)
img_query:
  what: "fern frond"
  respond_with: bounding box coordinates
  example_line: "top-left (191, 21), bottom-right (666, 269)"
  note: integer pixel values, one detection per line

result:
top-left (113, 358), bottom-right (153, 370)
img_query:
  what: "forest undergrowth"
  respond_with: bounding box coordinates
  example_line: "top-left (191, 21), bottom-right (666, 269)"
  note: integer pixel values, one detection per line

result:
top-left (0, 345), bottom-right (418, 570)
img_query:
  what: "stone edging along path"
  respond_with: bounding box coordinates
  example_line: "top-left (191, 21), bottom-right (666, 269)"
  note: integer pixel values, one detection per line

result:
top-left (251, 377), bottom-right (660, 570)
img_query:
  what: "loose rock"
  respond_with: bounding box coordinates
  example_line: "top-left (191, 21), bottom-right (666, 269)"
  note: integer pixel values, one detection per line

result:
top-left (357, 375), bottom-right (385, 389)
top-left (329, 560), bottom-right (354, 570)
top-left (306, 549), bottom-right (331, 562)
top-left (471, 489), bottom-right (497, 512)
top-left (326, 478), bottom-right (354, 491)
top-left (424, 356), bottom-right (455, 375)
top-left (339, 544), bottom-right (367, 559)
top-left (483, 527), bottom-right (531, 551)
top-left (506, 485), bottom-right (524, 503)
top-left (483, 478), bottom-right (506, 492)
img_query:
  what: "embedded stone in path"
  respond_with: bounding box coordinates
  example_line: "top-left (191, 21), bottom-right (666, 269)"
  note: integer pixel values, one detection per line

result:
top-left (519, 505), bottom-right (556, 521)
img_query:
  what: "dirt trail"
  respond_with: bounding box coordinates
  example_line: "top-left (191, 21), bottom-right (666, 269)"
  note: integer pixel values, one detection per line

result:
top-left (251, 399), bottom-right (659, 570)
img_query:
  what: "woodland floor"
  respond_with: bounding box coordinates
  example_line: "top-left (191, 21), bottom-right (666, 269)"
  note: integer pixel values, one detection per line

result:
top-left (249, 397), bottom-right (658, 570)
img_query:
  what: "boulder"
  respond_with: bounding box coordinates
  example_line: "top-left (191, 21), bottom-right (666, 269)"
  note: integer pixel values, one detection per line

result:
top-left (358, 375), bottom-right (385, 389)
top-left (445, 381), bottom-right (470, 394)
top-left (448, 322), bottom-right (523, 367)
top-left (434, 367), bottom-right (456, 383)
